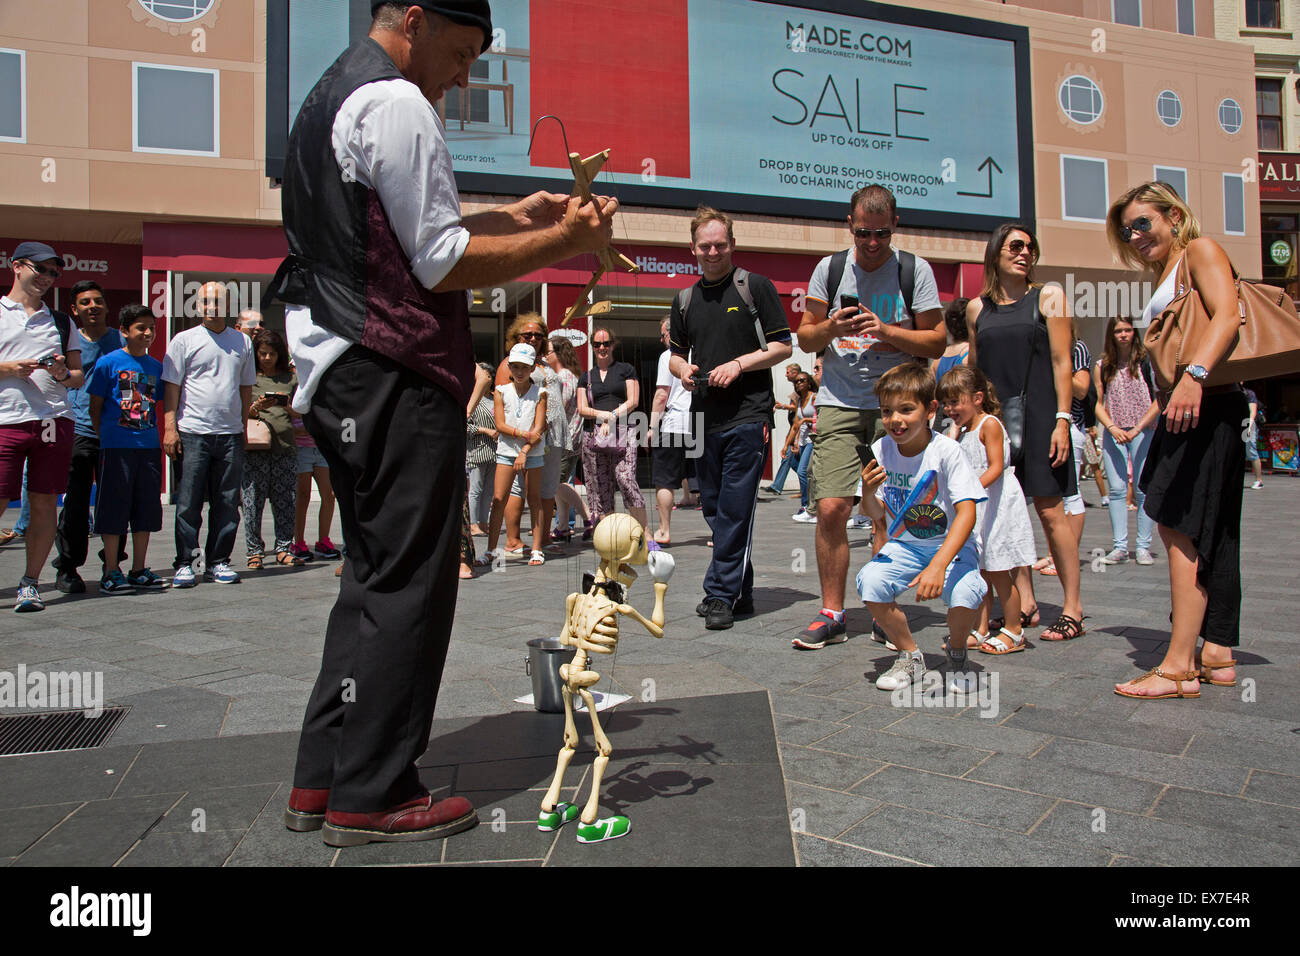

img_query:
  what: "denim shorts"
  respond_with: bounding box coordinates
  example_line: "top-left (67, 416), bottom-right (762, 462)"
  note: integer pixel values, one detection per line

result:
top-left (296, 444), bottom-right (328, 474)
top-left (856, 539), bottom-right (987, 610)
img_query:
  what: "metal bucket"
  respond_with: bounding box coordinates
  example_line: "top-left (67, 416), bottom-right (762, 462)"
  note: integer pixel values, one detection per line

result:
top-left (525, 639), bottom-right (575, 713)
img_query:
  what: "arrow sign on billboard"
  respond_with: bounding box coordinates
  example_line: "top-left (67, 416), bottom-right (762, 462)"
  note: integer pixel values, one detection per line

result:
top-left (956, 156), bottom-right (1003, 198)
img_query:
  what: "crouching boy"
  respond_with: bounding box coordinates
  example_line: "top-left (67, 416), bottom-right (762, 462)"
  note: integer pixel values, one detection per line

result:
top-left (855, 364), bottom-right (987, 693)
top-left (87, 305), bottom-right (165, 593)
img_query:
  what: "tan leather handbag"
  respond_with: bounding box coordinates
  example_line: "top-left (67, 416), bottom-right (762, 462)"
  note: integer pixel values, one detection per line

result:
top-left (245, 417), bottom-right (272, 450)
top-left (1147, 256), bottom-right (1300, 392)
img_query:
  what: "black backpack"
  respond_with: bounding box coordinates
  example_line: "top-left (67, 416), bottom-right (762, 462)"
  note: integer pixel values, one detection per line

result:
top-left (674, 268), bottom-right (770, 353)
top-left (825, 248), bottom-right (917, 319)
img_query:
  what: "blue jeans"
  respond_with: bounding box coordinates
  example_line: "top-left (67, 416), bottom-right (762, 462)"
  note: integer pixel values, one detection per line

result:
top-left (697, 420), bottom-right (768, 605)
top-left (768, 448), bottom-right (797, 492)
top-left (795, 441), bottom-right (814, 510)
top-left (1102, 427), bottom-right (1154, 552)
top-left (173, 432), bottom-right (244, 569)
top-left (13, 464), bottom-right (30, 535)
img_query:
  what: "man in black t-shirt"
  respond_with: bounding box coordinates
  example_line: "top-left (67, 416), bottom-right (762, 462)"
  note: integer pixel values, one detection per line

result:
top-left (669, 207), bottom-right (793, 629)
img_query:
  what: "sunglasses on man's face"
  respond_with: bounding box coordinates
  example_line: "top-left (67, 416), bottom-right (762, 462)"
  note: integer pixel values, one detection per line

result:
top-left (852, 227), bottom-right (892, 241)
top-left (593, 340), bottom-right (612, 348)
top-left (1005, 239), bottom-right (1035, 256)
top-left (1120, 216), bottom-right (1154, 243)
top-left (21, 260), bottom-right (61, 279)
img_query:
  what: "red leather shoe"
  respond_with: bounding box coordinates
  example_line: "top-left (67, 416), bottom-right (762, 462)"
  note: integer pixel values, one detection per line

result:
top-left (321, 793), bottom-right (478, 847)
top-left (284, 787), bottom-right (330, 832)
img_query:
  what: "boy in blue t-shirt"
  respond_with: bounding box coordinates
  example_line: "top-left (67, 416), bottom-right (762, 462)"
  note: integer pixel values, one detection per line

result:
top-left (855, 364), bottom-right (988, 693)
top-left (87, 305), bottom-right (165, 593)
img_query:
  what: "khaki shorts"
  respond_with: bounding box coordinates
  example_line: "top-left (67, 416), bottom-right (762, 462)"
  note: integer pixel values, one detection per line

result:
top-left (808, 405), bottom-right (884, 508)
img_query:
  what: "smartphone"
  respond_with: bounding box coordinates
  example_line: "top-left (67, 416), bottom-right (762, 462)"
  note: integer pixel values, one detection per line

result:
top-left (266, 393), bottom-right (289, 406)
top-left (37, 354), bottom-right (58, 368)
top-left (855, 443), bottom-right (877, 469)
top-left (839, 294), bottom-right (860, 312)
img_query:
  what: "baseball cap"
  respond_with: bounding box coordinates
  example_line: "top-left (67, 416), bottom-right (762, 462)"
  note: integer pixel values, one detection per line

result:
top-left (370, 1), bottom-right (493, 52)
top-left (12, 241), bottom-right (61, 263)
top-left (508, 343), bottom-right (536, 366)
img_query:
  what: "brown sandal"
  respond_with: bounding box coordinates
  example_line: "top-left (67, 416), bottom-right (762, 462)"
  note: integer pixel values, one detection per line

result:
top-left (247, 554), bottom-right (263, 570)
top-left (1114, 666), bottom-right (1201, 700)
top-left (1196, 657), bottom-right (1238, 687)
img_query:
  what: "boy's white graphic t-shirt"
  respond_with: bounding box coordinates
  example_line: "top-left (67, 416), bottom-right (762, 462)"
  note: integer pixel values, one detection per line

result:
top-left (872, 431), bottom-right (986, 552)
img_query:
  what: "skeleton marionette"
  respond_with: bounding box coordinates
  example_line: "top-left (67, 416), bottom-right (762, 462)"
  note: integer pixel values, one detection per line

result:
top-left (538, 513), bottom-right (674, 843)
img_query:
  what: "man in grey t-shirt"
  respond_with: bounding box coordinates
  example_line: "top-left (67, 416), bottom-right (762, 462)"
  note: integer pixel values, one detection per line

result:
top-left (792, 185), bottom-right (945, 650)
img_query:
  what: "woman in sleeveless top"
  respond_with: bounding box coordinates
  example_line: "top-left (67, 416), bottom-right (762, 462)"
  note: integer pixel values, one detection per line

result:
top-left (1093, 317), bottom-right (1160, 564)
top-left (966, 223), bottom-right (1085, 642)
top-left (1106, 182), bottom-right (1246, 700)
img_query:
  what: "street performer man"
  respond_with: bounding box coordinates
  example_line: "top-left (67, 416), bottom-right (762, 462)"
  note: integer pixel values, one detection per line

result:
top-left (270, 0), bottom-right (616, 847)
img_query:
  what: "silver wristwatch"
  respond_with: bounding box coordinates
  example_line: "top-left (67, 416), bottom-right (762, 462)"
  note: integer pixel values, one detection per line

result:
top-left (1185, 364), bottom-right (1209, 382)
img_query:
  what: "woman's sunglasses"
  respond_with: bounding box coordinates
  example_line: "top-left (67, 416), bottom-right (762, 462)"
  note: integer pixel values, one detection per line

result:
top-left (1004, 239), bottom-right (1035, 256)
top-left (1120, 216), bottom-right (1154, 243)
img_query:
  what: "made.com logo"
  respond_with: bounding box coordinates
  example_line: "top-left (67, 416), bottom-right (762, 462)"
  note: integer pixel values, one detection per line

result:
top-left (50, 886), bottom-right (151, 936)
top-left (785, 19), bottom-right (914, 59)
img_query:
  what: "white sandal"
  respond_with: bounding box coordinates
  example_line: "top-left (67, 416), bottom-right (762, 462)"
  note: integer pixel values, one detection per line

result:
top-left (528, 550), bottom-right (545, 566)
top-left (978, 627), bottom-right (1027, 655)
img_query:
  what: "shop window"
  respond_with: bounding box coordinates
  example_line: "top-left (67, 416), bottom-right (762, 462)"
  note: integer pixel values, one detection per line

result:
top-left (1154, 166), bottom-right (1187, 201)
top-left (1218, 98), bottom-right (1243, 135)
top-left (1257, 78), bottom-right (1284, 151)
top-left (1061, 155), bottom-right (1108, 222)
top-left (1112, 0), bottom-right (1141, 27)
top-left (444, 60), bottom-right (491, 125)
top-left (1223, 173), bottom-right (1246, 236)
top-left (1262, 213), bottom-right (1297, 299)
top-left (0, 49), bottom-right (23, 143)
top-left (133, 63), bottom-right (219, 156)
top-left (1178, 0), bottom-right (1196, 34)
top-left (1156, 90), bottom-right (1183, 127)
top-left (1059, 76), bottom-right (1104, 125)
top-left (1246, 0), bottom-right (1281, 29)
top-left (137, 0), bottom-right (215, 22)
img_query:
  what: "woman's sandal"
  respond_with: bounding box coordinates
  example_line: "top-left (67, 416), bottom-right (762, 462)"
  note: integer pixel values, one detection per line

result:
top-left (1114, 667), bottom-right (1200, 700)
top-left (1196, 656), bottom-right (1238, 687)
top-left (528, 550), bottom-right (545, 566)
top-left (990, 609), bottom-right (1039, 632)
top-left (475, 549), bottom-right (500, 567)
top-left (1040, 614), bottom-right (1088, 641)
top-left (276, 551), bottom-right (304, 566)
top-left (247, 554), bottom-right (264, 570)
top-left (942, 631), bottom-right (985, 652)
top-left (979, 627), bottom-right (1028, 655)
top-left (1038, 563), bottom-right (1058, 576)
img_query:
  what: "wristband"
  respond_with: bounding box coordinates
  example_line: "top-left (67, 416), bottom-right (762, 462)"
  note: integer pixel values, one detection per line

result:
top-left (1055, 412), bottom-right (1071, 422)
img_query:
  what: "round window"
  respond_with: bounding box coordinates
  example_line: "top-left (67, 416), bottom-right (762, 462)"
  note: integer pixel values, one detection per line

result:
top-left (137, 0), bottom-right (214, 23)
top-left (1059, 75), bottom-right (1104, 125)
top-left (1218, 98), bottom-right (1243, 135)
top-left (1156, 90), bottom-right (1182, 128)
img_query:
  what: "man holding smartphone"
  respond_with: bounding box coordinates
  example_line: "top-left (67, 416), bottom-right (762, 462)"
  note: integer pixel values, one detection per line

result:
top-left (792, 186), bottom-right (945, 650)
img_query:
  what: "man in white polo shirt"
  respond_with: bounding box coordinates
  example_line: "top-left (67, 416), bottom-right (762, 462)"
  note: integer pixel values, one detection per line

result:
top-left (0, 241), bottom-right (85, 612)
top-left (162, 280), bottom-right (256, 587)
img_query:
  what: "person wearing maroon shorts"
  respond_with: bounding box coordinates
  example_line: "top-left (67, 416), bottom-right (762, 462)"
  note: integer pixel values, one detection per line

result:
top-left (0, 242), bottom-right (85, 612)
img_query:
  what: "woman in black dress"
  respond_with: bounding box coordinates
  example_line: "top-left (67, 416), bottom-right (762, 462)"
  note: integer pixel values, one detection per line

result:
top-left (966, 223), bottom-right (1085, 641)
top-left (1107, 182), bottom-right (1245, 700)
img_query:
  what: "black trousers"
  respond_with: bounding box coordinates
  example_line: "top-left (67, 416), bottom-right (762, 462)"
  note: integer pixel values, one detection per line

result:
top-left (53, 434), bottom-right (101, 575)
top-left (292, 347), bottom-right (465, 811)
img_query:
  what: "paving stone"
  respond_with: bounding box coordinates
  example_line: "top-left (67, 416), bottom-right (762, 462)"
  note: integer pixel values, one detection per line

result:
top-left (1003, 704), bottom-right (1194, 755)
top-left (848, 764), bottom-right (1055, 833)
top-left (0, 802), bottom-right (82, 856)
top-left (795, 832), bottom-right (920, 866)
top-left (785, 782), bottom-right (883, 839)
top-left (964, 753), bottom-right (1165, 815)
top-left (1151, 787), bottom-right (1300, 846)
top-left (110, 732), bottom-right (300, 797)
top-left (12, 792), bottom-right (182, 866)
top-left (1243, 770), bottom-right (1300, 808)
top-left (1184, 731), bottom-right (1300, 777)
top-left (223, 784), bottom-right (339, 867)
top-left (118, 829), bottom-right (247, 866)
top-left (151, 783), bottom-right (279, 833)
top-left (0, 743), bottom-right (142, 809)
top-left (884, 711), bottom-right (1051, 756)
top-left (812, 726), bottom-right (992, 776)
top-left (779, 743), bottom-right (885, 791)
top-left (775, 714), bottom-right (846, 746)
top-left (1033, 738), bottom-right (1251, 795)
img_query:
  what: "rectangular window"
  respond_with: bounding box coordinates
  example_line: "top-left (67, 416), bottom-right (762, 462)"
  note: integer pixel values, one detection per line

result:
top-left (1177, 0), bottom-right (1196, 34)
top-left (1113, 0), bottom-right (1142, 27)
top-left (0, 49), bottom-right (24, 143)
top-left (1246, 0), bottom-right (1281, 29)
top-left (1257, 77), bottom-right (1284, 151)
top-left (1061, 155), bottom-right (1109, 222)
top-left (1224, 173), bottom-right (1246, 236)
top-left (1154, 166), bottom-right (1188, 201)
top-left (133, 62), bottom-right (219, 156)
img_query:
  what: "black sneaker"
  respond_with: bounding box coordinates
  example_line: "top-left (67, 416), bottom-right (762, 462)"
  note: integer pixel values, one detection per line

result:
top-left (99, 569), bottom-right (136, 595)
top-left (703, 598), bottom-right (733, 630)
top-left (696, 600), bottom-right (709, 617)
top-left (734, 595), bottom-right (754, 616)
top-left (55, 571), bottom-right (86, 594)
top-left (792, 613), bottom-right (848, 650)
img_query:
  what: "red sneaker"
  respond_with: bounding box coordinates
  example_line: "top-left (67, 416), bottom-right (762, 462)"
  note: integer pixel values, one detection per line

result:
top-left (321, 793), bottom-right (478, 846)
top-left (284, 787), bottom-right (330, 832)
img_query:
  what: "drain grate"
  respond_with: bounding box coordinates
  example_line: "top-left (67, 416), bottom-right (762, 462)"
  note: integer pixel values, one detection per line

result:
top-left (0, 707), bottom-right (130, 757)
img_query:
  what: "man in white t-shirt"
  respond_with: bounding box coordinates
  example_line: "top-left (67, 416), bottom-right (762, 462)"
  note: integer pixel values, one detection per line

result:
top-left (161, 281), bottom-right (256, 588)
top-left (0, 241), bottom-right (85, 612)
top-left (793, 186), bottom-right (946, 650)
top-left (650, 316), bottom-right (695, 545)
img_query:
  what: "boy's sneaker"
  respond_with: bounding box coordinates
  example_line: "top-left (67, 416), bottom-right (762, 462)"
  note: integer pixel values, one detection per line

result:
top-left (55, 571), bottom-right (86, 594)
top-left (875, 650), bottom-right (925, 690)
top-left (792, 612), bottom-right (847, 650)
top-left (869, 621), bottom-right (898, 651)
top-left (945, 650), bottom-right (977, 694)
top-left (1101, 547), bottom-right (1128, 565)
top-left (1134, 548), bottom-right (1155, 566)
top-left (290, 542), bottom-right (314, 562)
top-left (703, 598), bottom-right (733, 630)
top-left (127, 567), bottom-right (167, 589)
top-left (846, 514), bottom-right (871, 530)
top-left (1251, 480), bottom-right (1263, 490)
top-left (172, 566), bottom-right (197, 588)
top-left (204, 562), bottom-right (241, 585)
top-left (14, 578), bottom-right (44, 613)
top-left (314, 537), bottom-right (341, 559)
top-left (99, 570), bottom-right (136, 595)
top-left (791, 509), bottom-right (817, 523)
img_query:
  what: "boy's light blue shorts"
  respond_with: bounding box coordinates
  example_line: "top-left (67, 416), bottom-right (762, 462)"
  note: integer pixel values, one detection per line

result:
top-left (855, 539), bottom-right (987, 610)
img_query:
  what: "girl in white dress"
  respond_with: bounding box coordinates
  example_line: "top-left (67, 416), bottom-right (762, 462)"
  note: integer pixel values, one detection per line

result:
top-left (939, 366), bottom-right (1037, 654)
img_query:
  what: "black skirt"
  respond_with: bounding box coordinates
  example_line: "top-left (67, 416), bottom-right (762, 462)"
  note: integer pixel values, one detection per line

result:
top-left (1139, 390), bottom-right (1248, 647)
